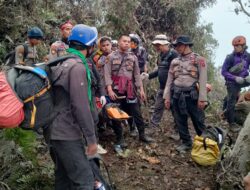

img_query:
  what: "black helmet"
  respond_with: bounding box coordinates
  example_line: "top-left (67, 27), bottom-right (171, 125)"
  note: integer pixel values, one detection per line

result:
top-left (172, 35), bottom-right (193, 46)
top-left (129, 34), bottom-right (140, 44)
top-left (28, 27), bottom-right (44, 39)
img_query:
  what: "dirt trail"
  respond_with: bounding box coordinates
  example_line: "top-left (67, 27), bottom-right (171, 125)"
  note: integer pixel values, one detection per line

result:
top-left (99, 112), bottom-right (216, 190)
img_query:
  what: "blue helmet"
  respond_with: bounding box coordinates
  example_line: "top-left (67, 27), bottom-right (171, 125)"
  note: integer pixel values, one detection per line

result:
top-left (28, 27), bottom-right (44, 39)
top-left (68, 24), bottom-right (98, 47)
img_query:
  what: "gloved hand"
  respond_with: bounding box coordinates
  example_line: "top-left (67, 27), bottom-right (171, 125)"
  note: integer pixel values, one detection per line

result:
top-left (140, 72), bottom-right (149, 81)
top-left (245, 76), bottom-right (250, 84)
top-left (235, 76), bottom-right (245, 84)
top-left (100, 96), bottom-right (107, 106)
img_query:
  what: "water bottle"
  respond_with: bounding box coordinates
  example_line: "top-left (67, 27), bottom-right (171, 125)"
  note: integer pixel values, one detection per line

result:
top-left (95, 181), bottom-right (106, 190)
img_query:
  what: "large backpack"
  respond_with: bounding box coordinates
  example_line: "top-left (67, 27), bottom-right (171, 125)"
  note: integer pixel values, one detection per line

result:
top-left (4, 44), bottom-right (29, 66)
top-left (13, 64), bottom-right (54, 131)
top-left (17, 55), bottom-right (76, 131)
top-left (0, 55), bottom-right (75, 132)
top-left (191, 126), bottom-right (227, 166)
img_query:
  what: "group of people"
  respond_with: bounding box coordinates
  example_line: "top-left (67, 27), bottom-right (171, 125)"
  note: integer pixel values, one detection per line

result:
top-left (13, 20), bottom-right (250, 189)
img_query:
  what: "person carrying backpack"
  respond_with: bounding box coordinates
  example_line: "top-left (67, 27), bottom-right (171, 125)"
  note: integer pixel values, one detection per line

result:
top-left (221, 36), bottom-right (250, 132)
top-left (163, 35), bottom-right (208, 153)
top-left (49, 24), bottom-right (98, 190)
top-left (15, 27), bottom-right (44, 66)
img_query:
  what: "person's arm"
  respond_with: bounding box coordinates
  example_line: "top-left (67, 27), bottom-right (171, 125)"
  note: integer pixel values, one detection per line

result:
top-left (133, 55), bottom-right (146, 100)
top-left (148, 69), bottom-right (158, 79)
top-left (92, 62), bottom-right (106, 96)
top-left (133, 56), bottom-right (143, 88)
top-left (15, 45), bottom-right (25, 65)
top-left (221, 55), bottom-right (236, 81)
top-left (163, 60), bottom-right (175, 109)
top-left (69, 64), bottom-right (97, 145)
top-left (197, 57), bottom-right (207, 102)
top-left (104, 54), bottom-right (117, 100)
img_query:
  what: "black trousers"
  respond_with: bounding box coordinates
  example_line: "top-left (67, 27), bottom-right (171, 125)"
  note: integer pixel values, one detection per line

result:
top-left (111, 98), bottom-right (146, 141)
top-left (50, 140), bottom-right (94, 190)
top-left (173, 97), bottom-right (205, 145)
top-left (224, 83), bottom-right (241, 124)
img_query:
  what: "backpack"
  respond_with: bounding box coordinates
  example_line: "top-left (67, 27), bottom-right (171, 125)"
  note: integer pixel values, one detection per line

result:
top-left (0, 71), bottom-right (24, 128)
top-left (0, 55), bottom-right (75, 132)
top-left (89, 156), bottom-right (114, 190)
top-left (4, 44), bottom-right (29, 66)
top-left (17, 55), bottom-right (76, 131)
top-left (191, 126), bottom-right (226, 166)
top-left (13, 64), bottom-right (54, 131)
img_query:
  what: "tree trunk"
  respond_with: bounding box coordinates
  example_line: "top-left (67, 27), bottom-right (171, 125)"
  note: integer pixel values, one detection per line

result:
top-left (231, 112), bottom-right (250, 174)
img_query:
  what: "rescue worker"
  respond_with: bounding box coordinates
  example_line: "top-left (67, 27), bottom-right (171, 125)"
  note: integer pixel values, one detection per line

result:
top-left (221, 35), bottom-right (250, 132)
top-left (59, 20), bottom-right (73, 45)
top-left (104, 34), bottom-right (154, 149)
top-left (129, 33), bottom-right (148, 73)
top-left (48, 21), bottom-right (73, 60)
top-left (163, 35), bottom-right (207, 153)
top-left (141, 34), bottom-right (178, 132)
top-left (91, 36), bottom-right (113, 86)
top-left (15, 27), bottom-right (44, 66)
top-left (49, 24), bottom-right (98, 189)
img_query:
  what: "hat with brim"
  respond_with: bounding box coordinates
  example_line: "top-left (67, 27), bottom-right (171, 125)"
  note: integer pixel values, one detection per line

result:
top-left (172, 35), bottom-right (193, 47)
top-left (152, 34), bottom-right (170, 45)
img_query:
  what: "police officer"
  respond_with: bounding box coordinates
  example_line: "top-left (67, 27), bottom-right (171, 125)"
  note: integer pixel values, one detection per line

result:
top-left (15, 27), bottom-right (44, 66)
top-left (163, 35), bottom-right (207, 153)
top-left (129, 34), bottom-right (148, 73)
top-left (221, 35), bottom-right (250, 132)
top-left (104, 34), bottom-right (153, 146)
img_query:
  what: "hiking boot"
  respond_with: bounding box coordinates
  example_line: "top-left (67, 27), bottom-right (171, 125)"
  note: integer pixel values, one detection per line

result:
top-left (97, 144), bottom-right (107, 154)
top-left (130, 129), bottom-right (138, 137)
top-left (139, 135), bottom-right (154, 143)
top-left (169, 133), bottom-right (180, 141)
top-left (117, 139), bottom-right (128, 149)
top-left (176, 143), bottom-right (192, 153)
top-left (114, 144), bottom-right (123, 154)
top-left (229, 123), bottom-right (241, 133)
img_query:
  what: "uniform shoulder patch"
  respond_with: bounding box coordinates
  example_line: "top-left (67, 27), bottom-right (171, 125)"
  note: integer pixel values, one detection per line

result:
top-left (198, 57), bottom-right (206, 67)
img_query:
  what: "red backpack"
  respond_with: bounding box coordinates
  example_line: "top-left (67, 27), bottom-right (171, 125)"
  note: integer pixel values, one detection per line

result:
top-left (0, 72), bottom-right (24, 128)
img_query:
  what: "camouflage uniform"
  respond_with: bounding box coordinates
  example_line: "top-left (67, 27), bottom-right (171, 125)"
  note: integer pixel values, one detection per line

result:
top-left (163, 52), bottom-right (207, 145)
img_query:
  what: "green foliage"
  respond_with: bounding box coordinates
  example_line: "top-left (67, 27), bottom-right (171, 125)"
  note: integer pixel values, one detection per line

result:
top-left (3, 128), bottom-right (37, 164)
top-left (0, 130), bottom-right (54, 190)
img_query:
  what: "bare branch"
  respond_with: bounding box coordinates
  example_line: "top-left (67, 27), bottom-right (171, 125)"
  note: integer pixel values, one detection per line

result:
top-left (235, 0), bottom-right (250, 17)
